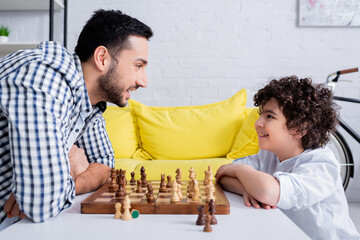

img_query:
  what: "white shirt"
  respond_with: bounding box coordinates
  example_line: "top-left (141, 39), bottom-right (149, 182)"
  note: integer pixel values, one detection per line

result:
top-left (233, 147), bottom-right (360, 240)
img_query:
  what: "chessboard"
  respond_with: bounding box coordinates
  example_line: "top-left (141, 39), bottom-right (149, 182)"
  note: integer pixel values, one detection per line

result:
top-left (81, 180), bottom-right (230, 215)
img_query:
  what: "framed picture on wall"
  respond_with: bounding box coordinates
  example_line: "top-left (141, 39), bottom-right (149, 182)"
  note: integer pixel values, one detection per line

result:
top-left (299, 0), bottom-right (360, 26)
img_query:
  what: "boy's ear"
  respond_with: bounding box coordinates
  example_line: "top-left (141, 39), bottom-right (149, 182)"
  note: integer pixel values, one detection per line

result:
top-left (289, 126), bottom-right (307, 139)
top-left (296, 129), bottom-right (307, 139)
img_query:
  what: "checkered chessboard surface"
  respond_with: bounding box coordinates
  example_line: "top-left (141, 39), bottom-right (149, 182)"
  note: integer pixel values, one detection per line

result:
top-left (81, 181), bottom-right (230, 214)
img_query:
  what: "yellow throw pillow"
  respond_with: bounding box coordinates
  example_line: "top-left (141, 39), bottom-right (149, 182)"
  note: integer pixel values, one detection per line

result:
top-left (129, 89), bottom-right (247, 160)
top-left (226, 107), bottom-right (260, 159)
top-left (103, 106), bottom-right (138, 158)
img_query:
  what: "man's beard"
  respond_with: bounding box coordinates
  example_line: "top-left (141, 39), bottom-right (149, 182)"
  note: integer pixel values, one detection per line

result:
top-left (98, 61), bottom-right (127, 107)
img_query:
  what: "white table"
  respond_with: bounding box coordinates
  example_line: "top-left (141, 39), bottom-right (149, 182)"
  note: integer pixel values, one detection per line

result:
top-left (0, 191), bottom-right (309, 240)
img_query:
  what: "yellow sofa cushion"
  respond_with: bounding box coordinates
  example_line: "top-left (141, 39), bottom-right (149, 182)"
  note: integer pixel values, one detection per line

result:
top-left (103, 106), bottom-right (138, 158)
top-left (227, 107), bottom-right (260, 159)
top-left (129, 89), bottom-right (248, 160)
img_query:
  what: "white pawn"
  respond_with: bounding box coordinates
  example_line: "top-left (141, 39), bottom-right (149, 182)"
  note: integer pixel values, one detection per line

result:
top-left (177, 182), bottom-right (183, 200)
top-left (192, 186), bottom-right (200, 201)
top-left (206, 184), bottom-right (215, 203)
top-left (114, 202), bottom-right (122, 219)
top-left (121, 195), bottom-right (132, 221)
top-left (171, 181), bottom-right (180, 203)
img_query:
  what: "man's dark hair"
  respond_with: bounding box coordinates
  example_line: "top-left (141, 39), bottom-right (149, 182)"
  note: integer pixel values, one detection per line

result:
top-left (253, 76), bottom-right (339, 149)
top-left (75, 9), bottom-right (153, 62)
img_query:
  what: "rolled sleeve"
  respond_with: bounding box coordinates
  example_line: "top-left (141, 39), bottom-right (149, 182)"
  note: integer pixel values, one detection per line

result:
top-left (76, 116), bottom-right (114, 168)
top-left (274, 172), bottom-right (300, 210)
top-left (273, 160), bottom-right (338, 210)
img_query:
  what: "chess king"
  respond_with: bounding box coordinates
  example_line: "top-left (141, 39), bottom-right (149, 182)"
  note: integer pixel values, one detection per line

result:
top-left (0, 9), bottom-right (153, 228)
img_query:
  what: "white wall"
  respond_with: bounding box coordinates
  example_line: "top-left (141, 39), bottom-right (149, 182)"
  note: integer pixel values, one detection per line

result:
top-left (1, 0), bottom-right (360, 200)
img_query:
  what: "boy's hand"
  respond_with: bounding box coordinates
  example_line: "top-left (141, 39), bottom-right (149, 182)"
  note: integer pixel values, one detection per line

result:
top-left (243, 190), bottom-right (277, 210)
top-left (215, 163), bottom-right (236, 181)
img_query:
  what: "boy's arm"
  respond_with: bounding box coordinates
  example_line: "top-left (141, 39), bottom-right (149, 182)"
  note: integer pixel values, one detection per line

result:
top-left (216, 163), bottom-right (280, 206)
top-left (219, 176), bottom-right (259, 209)
top-left (218, 176), bottom-right (245, 195)
top-left (233, 164), bottom-right (280, 206)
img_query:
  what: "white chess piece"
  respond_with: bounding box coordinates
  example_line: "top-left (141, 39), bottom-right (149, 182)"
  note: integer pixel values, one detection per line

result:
top-left (192, 186), bottom-right (200, 201)
top-left (171, 181), bottom-right (180, 203)
top-left (177, 182), bottom-right (182, 200)
top-left (121, 196), bottom-right (132, 220)
top-left (114, 202), bottom-right (122, 219)
top-left (206, 184), bottom-right (215, 203)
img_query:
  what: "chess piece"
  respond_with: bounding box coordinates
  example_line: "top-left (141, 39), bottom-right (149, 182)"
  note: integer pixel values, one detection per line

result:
top-left (141, 172), bottom-right (148, 187)
top-left (114, 202), bottom-right (122, 219)
top-left (209, 199), bottom-right (217, 225)
top-left (188, 178), bottom-right (198, 198)
top-left (176, 168), bottom-right (182, 184)
top-left (203, 213), bottom-right (212, 232)
top-left (159, 174), bottom-right (167, 192)
top-left (146, 184), bottom-right (155, 202)
top-left (206, 184), bottom-right (215, 203)
top-left (166, 175), bottom-right (172, 188)
top-left (196, 205), bottom-right (205, 225)
top-left (119, 177), bottom-right (127, 195)
top-left (170, 181), bottom-right (180, 203)
top-left (177, 182), bottom-right (182, 200)
top-left (204, 165), bottom-right (213, 186)
top-left (140, 166), bottom-right (145, 176)
top-left (136, 180), bottom-right (143, 193)
top-left (108, 168), bottom-right (118, 192)
top-left (116, 181), bottom-right (126, 200)
top-left (121, 196), bottom-right (132, 221)
top-left (192, 185), bottom-right (200, 201)
top-left (188, 167), bottom-right (196, 180)
top-left (122, 170), bottom-right (127, 185)
top-left (130, 172), bottom-right (136, 185)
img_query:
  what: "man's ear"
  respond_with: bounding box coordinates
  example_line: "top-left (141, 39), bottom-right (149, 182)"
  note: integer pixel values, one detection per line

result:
top-left (93, 46), bottom-right (110, 72)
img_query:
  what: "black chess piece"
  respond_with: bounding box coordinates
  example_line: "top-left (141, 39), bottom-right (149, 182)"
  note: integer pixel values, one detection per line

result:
top-left (166, 175), bottom-right (172, 188)
top-left (141, 172), bottom-right (148, 187)
top-left (196, 205), bottom-right (205, 225)
top-left (209, 199), bottom-right (217, 225)
top-left (130, 172), bottom-right (136, 185)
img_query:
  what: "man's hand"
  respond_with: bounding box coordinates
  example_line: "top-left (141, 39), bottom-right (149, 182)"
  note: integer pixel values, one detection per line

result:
top-left (3, 193), bottom-right (27, 219)
top-left (68, 145), bottom-right (89, 180)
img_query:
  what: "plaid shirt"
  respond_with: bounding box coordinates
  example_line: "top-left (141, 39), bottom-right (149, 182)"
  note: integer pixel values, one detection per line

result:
top-left (0, 41), bottom-right (114, 224)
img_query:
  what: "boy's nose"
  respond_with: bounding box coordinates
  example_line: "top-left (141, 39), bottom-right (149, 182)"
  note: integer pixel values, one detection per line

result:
top-left (255, 117), bottom-right (263, 128)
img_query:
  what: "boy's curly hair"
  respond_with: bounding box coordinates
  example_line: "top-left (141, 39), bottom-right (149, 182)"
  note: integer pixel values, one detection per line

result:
top-left (253, 76), bottom-right (339, 149)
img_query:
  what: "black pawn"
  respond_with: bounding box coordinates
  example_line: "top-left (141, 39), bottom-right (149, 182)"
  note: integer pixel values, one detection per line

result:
top-left (196, 205), bottom-right (205, 225)
top-left (209, 199), bottom-right (217, 225)
top-left (130, 172), bottom-right (136, 185)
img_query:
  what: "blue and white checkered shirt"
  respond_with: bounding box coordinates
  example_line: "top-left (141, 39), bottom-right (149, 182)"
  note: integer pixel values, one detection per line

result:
top-left (0, 41), bottom-right (114, 224)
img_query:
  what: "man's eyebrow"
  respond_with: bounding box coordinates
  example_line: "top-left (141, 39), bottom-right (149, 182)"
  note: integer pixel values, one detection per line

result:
top-left (135, 58), bottom-right (148, 65)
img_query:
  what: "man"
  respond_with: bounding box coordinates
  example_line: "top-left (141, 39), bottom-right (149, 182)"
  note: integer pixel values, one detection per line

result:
top-left (0, 9), bottom-right (153, 228)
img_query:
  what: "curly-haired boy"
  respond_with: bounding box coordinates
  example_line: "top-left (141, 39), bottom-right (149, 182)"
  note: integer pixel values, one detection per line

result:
top-left (216, 76), bottom-right (359, 239)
